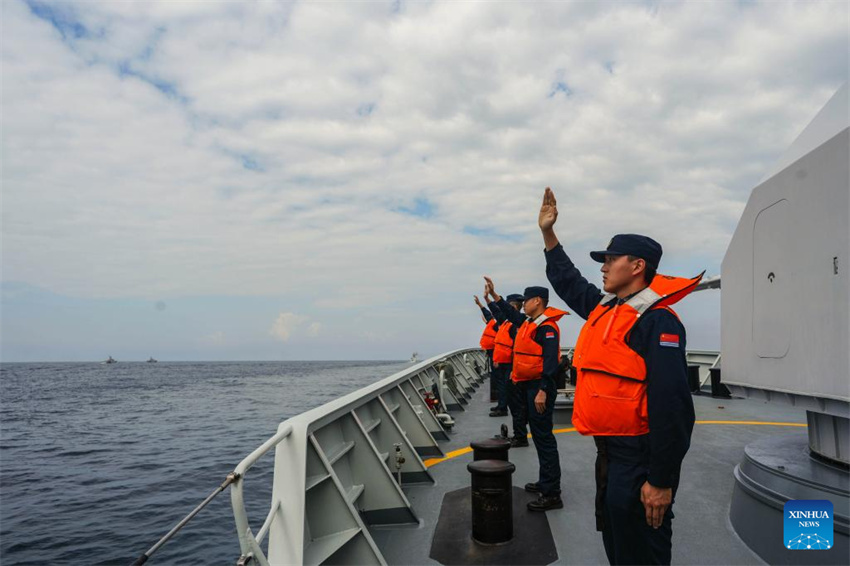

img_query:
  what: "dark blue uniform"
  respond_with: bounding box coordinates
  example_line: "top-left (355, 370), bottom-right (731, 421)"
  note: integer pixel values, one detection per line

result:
top-left (486, 301), bottom-right (510, 412)
top-left (480, 305), bottom-right (496, 383)
top-left (480, 305), bottom-right (493, 323)
top-left (488, 301), bottom-right (512, 413)
top-left (495, 298), bottom-right (562, 497)
top-left (489, 304), bottom-right (522, 431)
top-left (545, 244), bottom-right (695, 565)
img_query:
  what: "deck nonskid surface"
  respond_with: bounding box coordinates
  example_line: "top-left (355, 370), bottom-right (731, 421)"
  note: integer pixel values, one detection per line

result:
top-left (373, 382), bottom-right (806, 565)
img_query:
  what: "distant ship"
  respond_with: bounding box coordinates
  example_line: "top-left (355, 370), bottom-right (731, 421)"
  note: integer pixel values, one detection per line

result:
top-left (409, 352), bottom-right (419, 363)
top-left (103, 356), bottom-right (117, 364)
top-left (147, 357), bottom-right (158, 363)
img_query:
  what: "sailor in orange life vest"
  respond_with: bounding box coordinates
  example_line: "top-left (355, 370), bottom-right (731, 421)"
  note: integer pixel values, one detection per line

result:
top-left (476, 291), bottom-right (510, 416)
top-left (538, 187), bottom-right (700, 565)
top-left (487, 293), bottom-right (531, 438)
top-left (484, 277), bottom-right (568, 512)
top-left (473, 294), bottom-right (499, 400)
top-left (484, 292), bottom-right (521, 417)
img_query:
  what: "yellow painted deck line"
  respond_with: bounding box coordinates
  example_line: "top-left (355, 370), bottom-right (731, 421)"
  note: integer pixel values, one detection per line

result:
top-left (423, 420), bottom-right (806, 468)
top-left (423, 446), bottom-right (473, 467)
top-left (553, 427), bottom-right (577, 434)
top-left (695, 420), bottom-right (806, 427)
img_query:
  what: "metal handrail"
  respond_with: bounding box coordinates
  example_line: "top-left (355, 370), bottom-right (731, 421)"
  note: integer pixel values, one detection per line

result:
top-left (255, 500), bottom-right (281, 545)
top-left (228, 348), bottom-right (483, 565)
top-left (230, 423), bottom-right (294, 566)
top-left (130, 472), bottom-right (240, 565)
top-left (234, 423), bottom-right (294, 477)
top-left (129, 424), bottom-right (296, 566)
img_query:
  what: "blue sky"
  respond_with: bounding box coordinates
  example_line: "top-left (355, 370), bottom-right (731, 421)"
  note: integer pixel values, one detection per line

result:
top-left (1, 0), bottom-right (846, 361)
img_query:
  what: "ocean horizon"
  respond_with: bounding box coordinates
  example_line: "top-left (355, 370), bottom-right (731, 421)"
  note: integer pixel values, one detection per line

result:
top-left (0, 359), bottom-right (411, 565)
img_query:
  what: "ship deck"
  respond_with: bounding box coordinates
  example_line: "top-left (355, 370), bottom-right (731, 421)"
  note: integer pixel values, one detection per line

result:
top-left (371, 381), bottom-right (808, 565)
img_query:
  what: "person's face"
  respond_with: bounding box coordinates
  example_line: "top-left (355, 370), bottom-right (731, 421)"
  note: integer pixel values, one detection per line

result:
top-left (509, 301), bottom-right (523, 313)
top-left (523, 296), bottom-right (543, 317)
top-left (601, 254), bottom-right (644, 294)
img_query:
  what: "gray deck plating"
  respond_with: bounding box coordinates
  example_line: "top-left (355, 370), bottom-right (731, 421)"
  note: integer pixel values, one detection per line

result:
top-left (373, 381), bottom-right (809, 565)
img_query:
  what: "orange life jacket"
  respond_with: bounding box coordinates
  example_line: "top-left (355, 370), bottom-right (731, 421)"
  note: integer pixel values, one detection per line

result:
top-left (511, 307), bottom-right (569, 382)
top-left (479, 319), bottom-right (498, 351)
top-left (492, 322), bottom-right (515, 364)
top-left (571, 272), bottom-right (703, 436)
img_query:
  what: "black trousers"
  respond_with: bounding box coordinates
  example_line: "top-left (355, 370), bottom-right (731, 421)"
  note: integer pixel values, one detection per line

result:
top-left (519, 380), bottom-right (560, 496)
top-left (485, 351), bottom-right (495, 401)
top-left (507, 370), bottom-right (528, 438)
top-left (493, 364), bottom-right (509, 410)
top-left (595, 436), bottom-right (675, 565)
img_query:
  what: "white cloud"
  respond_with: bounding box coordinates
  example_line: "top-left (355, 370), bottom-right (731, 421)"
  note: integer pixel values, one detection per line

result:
top-left (269, 312), bottom-right (322, 342)
top-left (269, 312), bottom-right (306, 342)
top-left (1, 0), bottom-right (847, 358)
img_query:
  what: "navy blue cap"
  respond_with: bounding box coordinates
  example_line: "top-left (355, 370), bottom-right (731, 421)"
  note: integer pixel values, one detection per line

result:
top-left (589, 234), bottom-right (663, 269)
top-left (523, 286), bottom-right (549, 301)
top-left (506, 293), bottom-right (525, 303)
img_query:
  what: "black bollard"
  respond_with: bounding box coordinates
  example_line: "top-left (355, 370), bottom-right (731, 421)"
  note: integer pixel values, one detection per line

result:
top-left (710, 367), bottom-right (731, 398)
top-left (470, 437), bottom-right (511, 461)
top-left (467, 459), bottom-right (515, 545)
top-left (687, 365), bottom-right (701, 394)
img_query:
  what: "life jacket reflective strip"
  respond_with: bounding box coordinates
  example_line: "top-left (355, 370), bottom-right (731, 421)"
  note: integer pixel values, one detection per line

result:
top-left (511, 307), bottom-right (569, 382)
top-left (479, 319), bottom-right (498, 351)
top-left (492, 322), bottom-right (515, 364)
top-left (571, 272), bottom-right (703, 436)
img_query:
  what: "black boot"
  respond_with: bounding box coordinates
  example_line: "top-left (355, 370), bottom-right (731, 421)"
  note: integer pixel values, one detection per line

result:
top-left (527, 493), bottom-right (563, 511)
top-left (489, 409), bottom-right (508, 417)
top-left (511, 436), bottom-right (529, 448)
top-left (524, 482), bottom-right (540, 493)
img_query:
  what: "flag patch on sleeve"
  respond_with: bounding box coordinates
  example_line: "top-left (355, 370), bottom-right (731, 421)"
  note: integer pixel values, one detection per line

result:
top-left (659, 333), bottom-right (680, 348)
top-left (545, 332), bottom-right (555, 339)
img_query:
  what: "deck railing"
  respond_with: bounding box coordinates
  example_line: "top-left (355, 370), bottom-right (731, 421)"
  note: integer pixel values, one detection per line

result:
top-left (229, 348), bottom-right (488, 566)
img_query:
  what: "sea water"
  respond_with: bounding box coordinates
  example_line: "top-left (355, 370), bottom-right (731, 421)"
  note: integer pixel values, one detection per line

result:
top-left (0, 360), bottom-right (409, 565)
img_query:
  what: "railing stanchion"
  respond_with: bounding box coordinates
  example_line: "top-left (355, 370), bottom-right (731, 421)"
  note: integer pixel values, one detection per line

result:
top-left (130, 472), bottom-right (241, 565)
